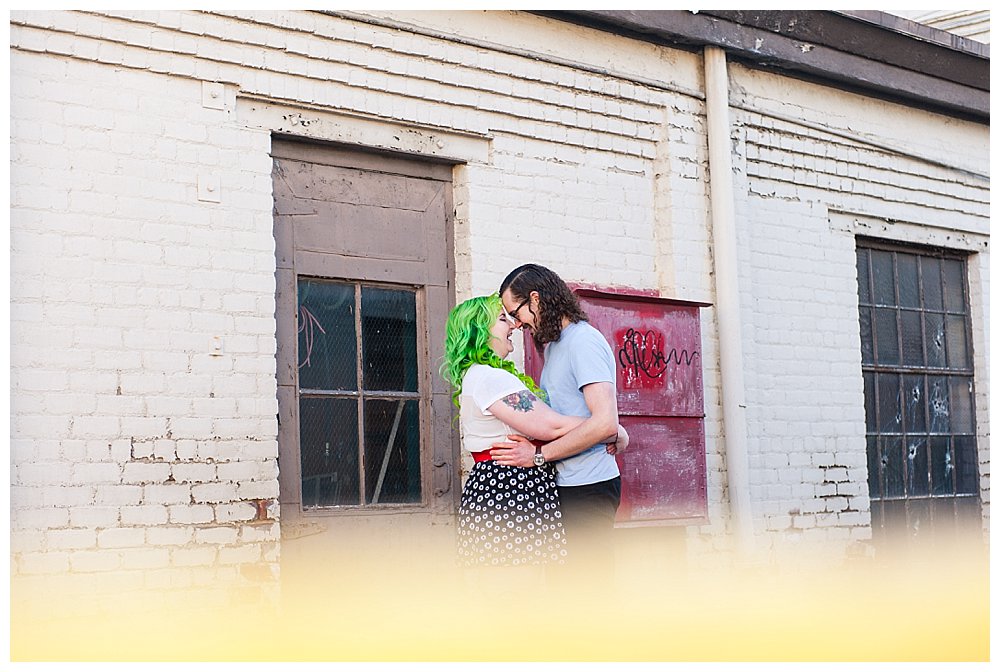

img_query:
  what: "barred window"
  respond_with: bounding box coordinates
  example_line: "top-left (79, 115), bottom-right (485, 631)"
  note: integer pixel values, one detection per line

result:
top-left (297, 278), bottom-right (422, 508)
top-left (856, 241), bottom-right (980, 542)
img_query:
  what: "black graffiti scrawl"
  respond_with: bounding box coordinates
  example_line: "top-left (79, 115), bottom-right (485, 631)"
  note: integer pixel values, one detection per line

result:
top-left (617, 327), bottom-right (699, 390)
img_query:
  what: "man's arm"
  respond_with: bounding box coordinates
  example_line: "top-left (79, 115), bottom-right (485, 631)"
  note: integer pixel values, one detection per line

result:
top-left (490, 381), bottom-right (618, 467)
top-left (537, 381), bottom-right (618, 461)
top-left (486, 390), bottom-right (588, 441)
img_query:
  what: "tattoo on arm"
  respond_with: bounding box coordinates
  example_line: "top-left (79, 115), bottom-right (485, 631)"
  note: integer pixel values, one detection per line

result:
top-left (501, 390), bottom-right (537, 413)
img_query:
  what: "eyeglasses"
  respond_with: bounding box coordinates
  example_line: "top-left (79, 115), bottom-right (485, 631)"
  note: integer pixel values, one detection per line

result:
top-left (506, 297), bottom-right (530, 326)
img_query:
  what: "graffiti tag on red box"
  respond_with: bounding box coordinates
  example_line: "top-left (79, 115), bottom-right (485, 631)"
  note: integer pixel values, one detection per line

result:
top-left (524, 289), bottom-right (709, 416)
top-left (616, 326), bottom-right (699, 390)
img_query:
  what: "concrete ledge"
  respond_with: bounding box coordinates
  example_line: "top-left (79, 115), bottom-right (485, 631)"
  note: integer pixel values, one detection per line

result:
top-left (238, 95), bottom-right (492, 165)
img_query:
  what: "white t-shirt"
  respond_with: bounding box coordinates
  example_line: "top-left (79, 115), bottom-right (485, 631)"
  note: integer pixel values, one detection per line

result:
top-left (459, 364), bottom-right (530, 454)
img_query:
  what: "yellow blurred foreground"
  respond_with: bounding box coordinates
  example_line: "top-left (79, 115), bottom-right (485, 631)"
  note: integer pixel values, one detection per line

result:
top-left (11, 534), bottom-right (988, 662)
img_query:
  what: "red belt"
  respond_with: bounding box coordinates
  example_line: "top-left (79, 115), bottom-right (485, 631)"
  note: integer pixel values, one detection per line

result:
top-left (472, 438), bottom-right (545, 464)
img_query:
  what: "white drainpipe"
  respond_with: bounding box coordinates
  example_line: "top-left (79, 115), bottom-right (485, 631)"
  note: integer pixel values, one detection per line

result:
top-left (703, 46), bottom-right (755, 555)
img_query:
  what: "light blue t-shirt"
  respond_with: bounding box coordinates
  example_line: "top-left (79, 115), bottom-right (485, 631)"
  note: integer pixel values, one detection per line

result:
top-left (540, 320), bottom-right (621, 487)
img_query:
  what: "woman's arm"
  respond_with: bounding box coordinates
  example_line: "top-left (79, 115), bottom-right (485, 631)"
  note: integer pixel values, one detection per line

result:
top-left (485, 389), bottom-right (586, 441)
top-left (606, 423), bottom-right (629, 455)
top-left (491, 382), bottom-right (623, 468)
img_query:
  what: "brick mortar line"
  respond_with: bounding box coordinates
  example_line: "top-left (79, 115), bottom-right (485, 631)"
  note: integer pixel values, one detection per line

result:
top-left (316, 10), bottom-right (706, 102)
top-left (744, 137), bottom-right (991, 193)
top-left (734, 106), bottom-right (989, 181)
top-left (745, 160), bottom-right (990, 208)
top-left (745, 145), bottom-right (987, 185)
top-left (239, 90), bottom-right (659, 160)
top-left (225, 9), bottom-right (674, 110)
top-left (744, 131), bottom-right (982, 176)
top-left (745, 174), bottom-right (990, 216)
top-left (11, 37), bottom-right (659, 158)
top-left (75, 8), bottom-right (672, 109)
top-left (12, 17), bottom-right (666, 133)
top-left (10, 14), bottom-right (987, 548)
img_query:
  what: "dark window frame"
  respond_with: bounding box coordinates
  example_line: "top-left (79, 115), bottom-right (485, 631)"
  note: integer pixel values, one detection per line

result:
top-left (856, 237), bottom-right (980, 541)
top-left (296, 277), bottom-right (424, 510)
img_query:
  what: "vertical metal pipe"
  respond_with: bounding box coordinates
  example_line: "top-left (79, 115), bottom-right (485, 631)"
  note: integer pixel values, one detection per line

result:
top-left (703, 46), bottom-right (755, 554)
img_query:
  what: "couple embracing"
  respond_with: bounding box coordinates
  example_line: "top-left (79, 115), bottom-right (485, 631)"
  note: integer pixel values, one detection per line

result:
top-left (441, 263), bottom-right (628, 573)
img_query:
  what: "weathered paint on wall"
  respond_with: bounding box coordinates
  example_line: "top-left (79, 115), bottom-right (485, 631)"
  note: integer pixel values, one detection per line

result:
top-left (9, 9), bottom-right (990, 601)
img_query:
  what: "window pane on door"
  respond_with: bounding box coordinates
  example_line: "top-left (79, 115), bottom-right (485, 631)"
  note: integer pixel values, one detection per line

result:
top-left (298, 279), bottom-right (357, 391)
top-left (364, 399), bottom-right (421, 504)
top-left (362, 287), bottom-right (418, 392)
top-left (300, 397), bottom-right (360, 507)
top-left (294, 281), bottom-right (424, 509)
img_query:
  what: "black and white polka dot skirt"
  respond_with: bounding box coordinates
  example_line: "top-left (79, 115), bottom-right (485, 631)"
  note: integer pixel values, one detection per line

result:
top-left (456, 460), bottom-right (567, 566)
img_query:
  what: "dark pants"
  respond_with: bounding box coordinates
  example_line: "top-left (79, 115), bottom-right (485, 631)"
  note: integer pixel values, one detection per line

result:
top-left (557, 477), bottom-right (621, 571)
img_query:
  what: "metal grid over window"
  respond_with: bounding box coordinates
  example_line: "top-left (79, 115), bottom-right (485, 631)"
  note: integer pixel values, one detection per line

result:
top-left (297, 278), bottom-right (422, 508)
top-left (856, 240), bottom-right (980, 543)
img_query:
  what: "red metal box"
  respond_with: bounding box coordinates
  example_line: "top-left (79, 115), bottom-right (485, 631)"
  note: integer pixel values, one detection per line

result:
top-left (524, 287), bottom-right (709, 526)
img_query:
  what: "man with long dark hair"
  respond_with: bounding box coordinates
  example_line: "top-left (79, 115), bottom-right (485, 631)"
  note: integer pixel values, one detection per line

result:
top-left (491, 263), bottom-right (624, 569)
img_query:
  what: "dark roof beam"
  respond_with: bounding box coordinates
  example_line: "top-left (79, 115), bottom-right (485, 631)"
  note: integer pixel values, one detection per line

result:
top-left (535, 10), bottom-right (988, 122)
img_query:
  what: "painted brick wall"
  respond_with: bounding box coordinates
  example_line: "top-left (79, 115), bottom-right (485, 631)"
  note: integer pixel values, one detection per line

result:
top-left (9, 9), bottom-right (990, 591)
top-left (9, 9), bottom-right (721, 596)
top-left (10, 40), bottom-right (280, 604)
top-left (728, 64), bottom-right (990, 562)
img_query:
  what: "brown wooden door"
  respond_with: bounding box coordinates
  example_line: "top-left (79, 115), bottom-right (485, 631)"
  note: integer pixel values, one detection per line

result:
top-left (272, 139), bottom-right (457, 532)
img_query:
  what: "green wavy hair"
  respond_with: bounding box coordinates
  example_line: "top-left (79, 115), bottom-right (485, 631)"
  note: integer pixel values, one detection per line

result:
top-left (440, 294), bottom-right (545, 409)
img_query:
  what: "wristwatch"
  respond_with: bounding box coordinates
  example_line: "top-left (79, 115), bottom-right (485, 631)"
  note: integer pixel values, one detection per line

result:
top-left (533, 445), bottom-right (546, 467)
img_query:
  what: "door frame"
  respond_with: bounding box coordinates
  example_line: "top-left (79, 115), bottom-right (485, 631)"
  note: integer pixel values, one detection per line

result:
top-left (271, 137), bottom-right (459, 523)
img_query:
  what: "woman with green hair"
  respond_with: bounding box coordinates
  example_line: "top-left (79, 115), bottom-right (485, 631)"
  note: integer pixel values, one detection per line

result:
top-left (441, 293), bottom-right (624, 567)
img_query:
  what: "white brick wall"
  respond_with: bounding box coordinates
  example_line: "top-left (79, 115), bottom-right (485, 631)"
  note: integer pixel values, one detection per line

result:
top-left (729, 63), bottom-right (990, 559)
top-left (11, 13), bottom-right (281, 595)
top-left (9, 9), bottom-right (989, 592)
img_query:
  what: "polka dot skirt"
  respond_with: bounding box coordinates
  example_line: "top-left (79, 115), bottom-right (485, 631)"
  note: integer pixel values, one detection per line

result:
top-left (457, 460), bottom-right (567, 566)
